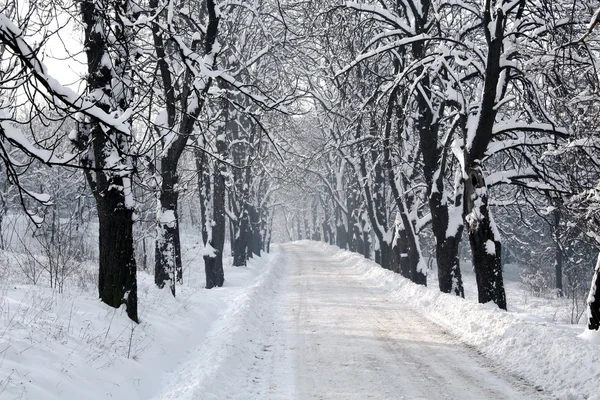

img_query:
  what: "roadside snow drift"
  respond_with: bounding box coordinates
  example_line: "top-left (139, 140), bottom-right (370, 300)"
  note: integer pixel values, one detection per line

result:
top-left (0, 245), bottom-right (282, 400)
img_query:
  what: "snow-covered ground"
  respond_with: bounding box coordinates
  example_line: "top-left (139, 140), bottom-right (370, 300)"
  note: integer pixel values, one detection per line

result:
top-left (298, 242), bottom-right (600, 400)
top-left (2, 238), bottom-right (600, 399)
top-left (0, 232), bottom-right (282, 400)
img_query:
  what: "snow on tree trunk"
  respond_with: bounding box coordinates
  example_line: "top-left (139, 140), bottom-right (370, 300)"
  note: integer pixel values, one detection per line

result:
top-left (204, 160), bottom-right (226, 288)
top-left (464, 165), bottom-right (506, 310)
top-left (232, 215), bottom-right (249, 266)
top-left (431, 183), bottom-right (465, 297)
top-left (587, 253), bottom-right (600, 330)
top-left (155, 167), bottom-right (181, 296)
top-left (205, 102), bottom-right (228, 288)
top-left (79, 0), bottom-right (138, 322)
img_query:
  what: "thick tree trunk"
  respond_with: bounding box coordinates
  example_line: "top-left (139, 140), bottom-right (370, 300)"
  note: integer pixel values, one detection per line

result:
top-left (155, 168), bottom-right (182, 295)
top-left (464, 166), bottom-right (506, 310)
top-left (248, 205), bottom-right (262, 256)
top-left (322, 219), bottom-right (331, 244)
top-left (587, 253), bottom-right (600, 330)
top-left (336, 223), bottom-right (348, 249)
top-left (354, 223), bottom-right (364, 256)
top-left (205, 112), bottom-right (227, 288)
top-left (232, 215), bottom-right (249, 266)
top-left (395, 231), bottom-right (410, 278)
top-left (408, 237), bottom-right (425, 284)
top-left (460, 7), bottom-right (506, 309)
top-left (205, 159), bottom-right (226, 288)
top-left (431, 189), bottom-right (464, 297)
top-left (436, 235), bottom-right (464, 297)
top-left (80, 0), bottom-right (138, 322)
top-left (296, 217), bottom-right (302, 240)
top-left (401, 219), bottom-right (425, 285)
top-left (382, 82), bottom-right (422, 283)
top-left (97, 191), bottom-right (138, 322)
top-left (363, 230), bottom-right (370, 259)
top-left (304, 218), bottom-right (310, 241)
top-left (380, 240), bottom-right (397, 272)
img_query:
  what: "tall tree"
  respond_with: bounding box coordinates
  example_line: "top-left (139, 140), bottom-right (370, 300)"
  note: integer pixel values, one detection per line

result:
top-left (150, 0), bottom-right (221, 293)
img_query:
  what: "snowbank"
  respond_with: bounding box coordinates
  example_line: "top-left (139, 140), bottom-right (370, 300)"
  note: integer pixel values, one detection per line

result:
top-left (0, 245), bottom-right (282, 400)
top-left (153, 248), bottom-right (286, 399)
top-left (309, 241), bottom-right (600, 400)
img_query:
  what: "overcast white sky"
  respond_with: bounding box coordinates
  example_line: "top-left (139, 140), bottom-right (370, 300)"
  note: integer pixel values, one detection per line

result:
top-left (38, 10), bottom-right (86, 91)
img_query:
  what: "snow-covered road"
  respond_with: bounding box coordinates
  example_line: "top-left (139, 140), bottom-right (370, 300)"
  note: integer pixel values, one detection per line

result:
top-left (264, 243), bottom-right (546, 399)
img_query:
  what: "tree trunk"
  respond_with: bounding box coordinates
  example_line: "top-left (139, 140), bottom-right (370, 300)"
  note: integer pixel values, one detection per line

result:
top-left (195, 149), bottom-right (211, 247)
top-left (249, 204), bottom-right (262, 256)
top-left (97, 197), bottom-right (138, 322)
top-left (380, 240), bottom-right (397, 272)
top-left (464, 166), bottom-right (506, 310)
top-left (205, 160), bottom-right (226, 288)
top-left (354, 224), bottom-right (364, 256)
top-left (431, 188), bottom-right (465, 297)
top-left (552, 209), bottom-right (563, 296)
top-left (336, 223), bottom-right (348, 249)
top-left (395, 234), bottom-right (410, 278)
top-left (80, 0), bottom-right (138, 322)
top-left (205, 121), bottom-right (227, 288)
top-left (322, 220), bottom-right (330, 244)
top-left (151, 0), bottom-right (220, 291)
top-left (587, 253), bottom-right (600, 330)
top-left (363, 230), bottom-right (370, 259)
top-left (436, 234), bottom-right (465, 297)
top-left (232, 215), bottom-right (249, 266)
top-left (155, 168), bottom-right (181, 296)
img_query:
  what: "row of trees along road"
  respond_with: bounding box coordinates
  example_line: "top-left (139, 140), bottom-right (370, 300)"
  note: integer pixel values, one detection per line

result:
top-left (0, 0), bottom-right (291, 322)
top-left (273, 0), bottom-right (600, 330)
top-left (3, 0), bottom-right (600, 331)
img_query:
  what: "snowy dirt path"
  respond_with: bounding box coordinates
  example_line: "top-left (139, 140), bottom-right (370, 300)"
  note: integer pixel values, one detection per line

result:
top-left (263, 242), bottom-right (548, 400)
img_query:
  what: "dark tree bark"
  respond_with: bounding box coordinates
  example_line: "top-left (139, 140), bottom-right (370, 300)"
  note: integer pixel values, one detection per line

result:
top-left (395, 233), bottom-right (410, 278)
top-left (249, 204), bottom-right (262, 256)
top-left (552, 209), bottom-right (563, 296)
top-left (363, 229), bottom-right (370, 259)
top-left (464, 167), bottom-right (506, 310)
top-left (383, 82), bottom-right (424, 284)
top-left (311, 200), bottom-right (321, 241)
top-left (346, 186), bottom-right (361, 252)
top-left (155, 168), bottom-right (182, 295)
top-left (227, 92), bottom-right (255, 266)
top-left (353, 111), bottom-right (398, 273)
top-left (587, 254), bottom-right (600, 330)
top-left (204, 95), bottom-right (228, 289)
top-left (79, 0), bottom-right (138, 322)
top-left (336, 222), bottom-right (348, 249)
top-left (195, 148), bottom-right (211, 247)
top-left (204, 155), bottom-right (226, 288)
top-left (97, 201), bottom-right (138, 320)
top-left (461, 3), bottom-right (507, 310)
top-left (431, 161), bottom-right (465, 297)
top-left (152, 0), bottom-right (220, 293)
top-left (232, 215), bottom-right (249, 266)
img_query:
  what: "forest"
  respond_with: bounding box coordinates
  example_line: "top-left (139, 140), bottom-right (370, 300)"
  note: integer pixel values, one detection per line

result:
top-left (2, 0), bottom-right (600, 396)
